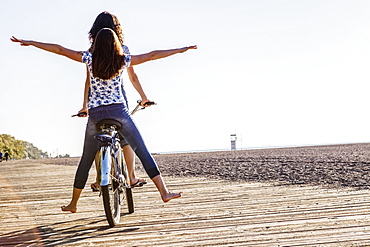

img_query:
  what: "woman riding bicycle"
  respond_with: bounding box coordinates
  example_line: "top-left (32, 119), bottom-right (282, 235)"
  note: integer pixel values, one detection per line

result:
top-left (11, 29), bottom-right (196, 213)
top-left (81, 12), bottom-right (149, 190)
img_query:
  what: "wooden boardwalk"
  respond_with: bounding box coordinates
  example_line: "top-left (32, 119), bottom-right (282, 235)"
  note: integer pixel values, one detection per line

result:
top-left (1, 160), bottom-right (370, 246)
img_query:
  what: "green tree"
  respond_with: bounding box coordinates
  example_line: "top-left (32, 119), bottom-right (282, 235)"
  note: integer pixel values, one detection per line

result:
top-left (23, 141), bottom-right (48, 159)
top-left (0, 134), bottom-right (25, 159)
top-left (0, 134), bottom-right (50, 159)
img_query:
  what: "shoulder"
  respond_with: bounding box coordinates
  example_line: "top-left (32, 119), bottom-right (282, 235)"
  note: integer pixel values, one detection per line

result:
top-left (124, 54), bottom-right (131, 68)
top-left (82, 52), bottom-right (92, 64)
top-left (122, 45), bottom-right (130, 55)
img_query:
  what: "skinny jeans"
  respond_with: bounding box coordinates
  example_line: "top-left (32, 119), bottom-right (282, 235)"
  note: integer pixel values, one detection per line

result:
top-left (74, 103), bottom-right (160, 189)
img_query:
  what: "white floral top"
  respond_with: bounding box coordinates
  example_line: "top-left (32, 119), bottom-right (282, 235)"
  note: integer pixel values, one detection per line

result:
top-left (82, 47), bottom-right (131, 109)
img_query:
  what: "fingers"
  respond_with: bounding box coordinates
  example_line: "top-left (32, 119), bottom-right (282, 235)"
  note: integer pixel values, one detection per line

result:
top-left (11, 36), bottom-right (23, 44)
top-left (10, 36), bottom-right (19, 42)
top-left (184, 45), bottom-right (197, 50)
top-left (10, 36), bottom-right (29, 46)
top-left (140, 100), bottom-right (150, 107)
top-left (180, 45), bottom-right (197, 53)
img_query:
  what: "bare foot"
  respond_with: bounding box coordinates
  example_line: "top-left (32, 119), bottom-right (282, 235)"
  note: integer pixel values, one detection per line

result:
top-left (61, 204), bottom-right (77, 213)
top-left (162, 192), bottom-right (183, 203)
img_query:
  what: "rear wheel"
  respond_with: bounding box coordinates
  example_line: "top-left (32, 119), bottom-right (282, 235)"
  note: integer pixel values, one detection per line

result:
top-left (100, 148), bottom-right (121, 227)
top-left (101, 184), bottom-right (121, 227)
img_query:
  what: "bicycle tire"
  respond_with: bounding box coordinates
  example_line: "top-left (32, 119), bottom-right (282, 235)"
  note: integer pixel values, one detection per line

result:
top-left (120, 151), bottom-right (134, 214)
top-left (125, 188), bottom-right (134, 214)
top-left (100, 147), bottom-right (121, 227)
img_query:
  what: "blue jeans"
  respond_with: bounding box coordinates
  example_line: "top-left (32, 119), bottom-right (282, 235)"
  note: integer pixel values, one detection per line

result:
top-left (74, 103), bottom-right (160, 189)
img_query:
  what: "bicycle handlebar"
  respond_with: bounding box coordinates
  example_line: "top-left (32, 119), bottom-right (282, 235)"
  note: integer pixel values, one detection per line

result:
top-left (72, 100), bottom-right (156, 117)
top-left (131, 100), bottom-right (156, 115)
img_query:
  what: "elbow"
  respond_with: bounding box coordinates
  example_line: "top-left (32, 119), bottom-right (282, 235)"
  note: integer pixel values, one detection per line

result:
top-left (148, 51), bottom-right (157, 61)
top-left (55, 45), bottom-right (64, 55)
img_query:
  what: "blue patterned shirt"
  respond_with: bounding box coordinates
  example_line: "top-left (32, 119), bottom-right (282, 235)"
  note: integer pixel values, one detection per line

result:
top-left (82, 47), bottom-right (131, 109)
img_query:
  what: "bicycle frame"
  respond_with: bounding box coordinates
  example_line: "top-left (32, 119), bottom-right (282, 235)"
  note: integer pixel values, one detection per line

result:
top-left (72, 100), bottom-right (154, 227)
top-left (96, 100), bottom-right (155, 189)
top-left (95, 123), bottom-right (133, 227)
top-left (95, 127), bottom-right (129, 188)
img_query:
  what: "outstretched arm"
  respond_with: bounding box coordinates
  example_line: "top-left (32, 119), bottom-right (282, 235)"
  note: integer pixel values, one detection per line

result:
top-left (10, 36), bottom-right (82, 62)
top-left (130, 45), bottom-right (197, 66)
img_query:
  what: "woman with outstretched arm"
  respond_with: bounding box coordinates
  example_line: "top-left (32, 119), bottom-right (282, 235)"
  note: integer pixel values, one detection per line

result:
top-left (82, 11), bottom-right (154, 191)
top-left (11, 31), bottom-right (196, 213)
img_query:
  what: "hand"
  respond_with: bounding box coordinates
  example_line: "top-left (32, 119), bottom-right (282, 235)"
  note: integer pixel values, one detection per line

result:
top-left (77, 108), bottom-right (88, 117)
top-left (187, 45), bottom-right (197, 50)
top-left (182, 45), bottom-right (197, 52)
top-left (139, 99), bottom-right (156, 107)
top-left (140, 99), bottom-right (152, 107)
top-left (178, 45), bottom-right (197, 53)
top-left (10, 36), bottom-right (31, 46)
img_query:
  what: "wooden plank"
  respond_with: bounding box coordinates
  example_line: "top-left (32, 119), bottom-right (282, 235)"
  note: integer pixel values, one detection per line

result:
top-left (1, 160), bottom-right (370, 246)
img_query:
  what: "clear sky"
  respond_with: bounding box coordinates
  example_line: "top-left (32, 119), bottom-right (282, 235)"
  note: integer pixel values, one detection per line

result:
top-left (1, 0), bottom-right (370, 157)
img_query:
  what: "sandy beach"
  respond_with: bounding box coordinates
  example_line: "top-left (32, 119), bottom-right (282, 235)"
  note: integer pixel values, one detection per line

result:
top-left (154, 143), bottom-right (370, 189)
top-left (46, 142), bottom-right (370, 189)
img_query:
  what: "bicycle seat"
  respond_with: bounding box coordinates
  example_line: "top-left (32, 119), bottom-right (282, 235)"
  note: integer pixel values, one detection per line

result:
top-left (96, 119), bottom-right (122, 131)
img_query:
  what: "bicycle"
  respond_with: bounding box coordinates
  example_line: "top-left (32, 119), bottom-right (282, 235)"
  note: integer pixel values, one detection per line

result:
top-left (72, 100), bottom-right (155, 227)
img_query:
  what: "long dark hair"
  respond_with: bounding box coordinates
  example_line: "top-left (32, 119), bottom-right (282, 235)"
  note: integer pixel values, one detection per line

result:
top-left (89, 11), bottom-right (124, 48)
top-left (92, 28), bottom-right (126, 80)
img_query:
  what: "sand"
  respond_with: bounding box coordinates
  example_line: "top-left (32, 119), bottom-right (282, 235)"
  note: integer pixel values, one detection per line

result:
top-left (43, 142), bottom-right (370, 189)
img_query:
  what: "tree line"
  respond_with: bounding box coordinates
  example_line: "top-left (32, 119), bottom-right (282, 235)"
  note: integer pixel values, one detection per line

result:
top-left (0, 134), bottom-right (49, 159)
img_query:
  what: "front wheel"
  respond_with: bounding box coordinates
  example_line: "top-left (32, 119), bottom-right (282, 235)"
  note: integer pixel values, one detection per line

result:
top-left (120, 152), bottom-right (134, 214)
top-left (125, 187), bottom-right (134, 214)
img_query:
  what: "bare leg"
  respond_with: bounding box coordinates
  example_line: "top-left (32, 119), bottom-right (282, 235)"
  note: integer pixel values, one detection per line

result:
top-left (61, 187), bottom-right (82, 213)
top-left (123, 145), bottom-right (146, 185)
top-left (90, 152), bottom-right (100, 190)
top-left (151, 174), bottom-right (182, 202)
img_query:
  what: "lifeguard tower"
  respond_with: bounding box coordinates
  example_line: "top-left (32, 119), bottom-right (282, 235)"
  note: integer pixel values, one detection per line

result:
top-left (230, 134), bottom-right (237, 151)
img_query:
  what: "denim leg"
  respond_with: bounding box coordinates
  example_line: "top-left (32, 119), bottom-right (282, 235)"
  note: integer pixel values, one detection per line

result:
top-left (74, 119), bottom-right (100, 189)
top-left (73, 103), bottom-right (160, 189)
top-left (118, 115), bottom-right (160, 179)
